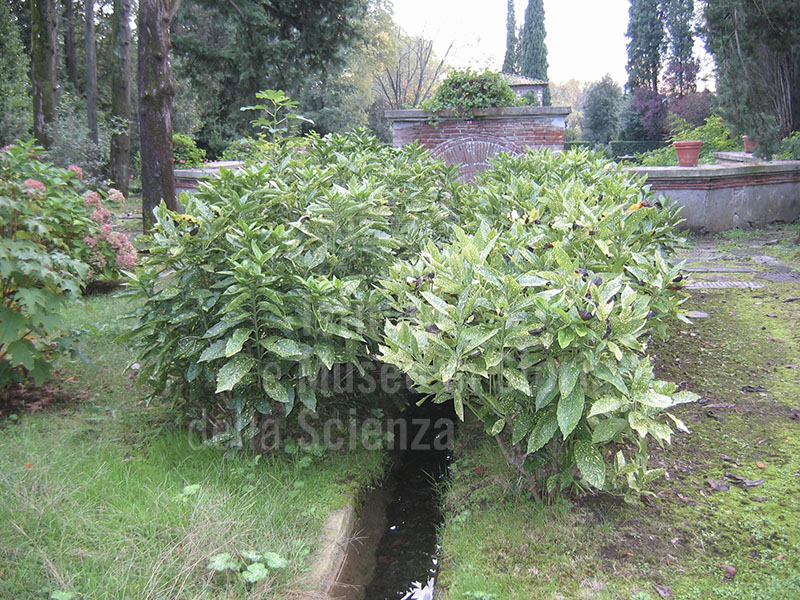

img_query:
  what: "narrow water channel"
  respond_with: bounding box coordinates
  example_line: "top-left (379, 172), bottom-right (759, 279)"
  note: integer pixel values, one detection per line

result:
top-left (331, 401), bottom-right (453, 600)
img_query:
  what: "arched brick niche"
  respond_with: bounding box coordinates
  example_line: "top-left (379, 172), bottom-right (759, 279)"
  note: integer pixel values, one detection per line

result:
top-left (430, 135), bottom-right (522, 181)
top-left (386, 106), bottom-right (571, 181)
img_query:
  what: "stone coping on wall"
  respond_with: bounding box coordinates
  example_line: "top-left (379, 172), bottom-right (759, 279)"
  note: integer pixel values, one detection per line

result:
top-left (628, 160), bottom-right (800, 190)
top-left (174, 160), bottom-right (244, 178)
top-left (385, 106), bottom-right (571, 122)
top-left (628, 160), bottom-right (800, 232)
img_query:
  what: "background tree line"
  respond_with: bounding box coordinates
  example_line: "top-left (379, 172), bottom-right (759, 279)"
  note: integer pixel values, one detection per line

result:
top-left (2, 0), bottom-right (451, 225)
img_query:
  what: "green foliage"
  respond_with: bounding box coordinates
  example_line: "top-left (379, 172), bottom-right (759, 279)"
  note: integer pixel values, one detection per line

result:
top-left (378, 149), bottom-right (697, 500)
top-left (172, 133), bottom-right (206, 168)
top-left (126, 130), bottom-right (459, 443)
top-left (663, 0), bottom-right (698, 96)
top-left (240, 90), bottom-right (313, 150)
top-left (704, 0), bottom-right (800, 154)
top-left (220, 137), bottom-right (267, 162)
top-left (520, 91), bottom-right (541, 107)
top-left (609, 140), bottom-right (666, 158)
top-left (0, 143), bottom-right (89, 385)
top-left (423, 69), bottom-right (521, 117)
top-left (777, 131), bottom-right (800, 160)
top-left (0, 0), bottom-right (30, 145)
top-left (172, 0), bottom-right (370, 150)
top-left (45, 92), bottom-right (111, 189)
top-left (502, 0), bottom-right (519, 75)
top-left (637, 114), bottom-right (737, 165)
top-left (519, 0), bottom-right (548, 81)
top-left (0, 142), bottom-right (135, 387)
top-left (581, 75), bottom-right (622, 145)
top-left (129, 135), bottom-right (697, 500)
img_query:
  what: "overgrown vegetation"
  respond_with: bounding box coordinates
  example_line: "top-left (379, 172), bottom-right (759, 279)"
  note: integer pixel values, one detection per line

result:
top-left (129, 139), bottom-right (694, 501)
top-left (422, 69), bottom-right (521, 117)
top-left (436, 228), bottom-right (800, 599)
top-left (636, 114), bottom-right (738, 165)
top-left (126, 130), bottom-right (458, 448)
top-left (379, 149), bottom-right (696, 500)
top-left (0, 142), bottom-right (135, 387)
top-left (173, 133), bottom-right (206, 168)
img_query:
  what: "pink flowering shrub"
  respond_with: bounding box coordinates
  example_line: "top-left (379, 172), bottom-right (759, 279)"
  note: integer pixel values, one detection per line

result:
top-left (1, 140), bottom-right (136, 284)
top-left (1, 140), bottom-right (139, 385)
top-left (82, 190), bottom-right (138, 278)
top-left (67, 165), bottom-right (84, 180)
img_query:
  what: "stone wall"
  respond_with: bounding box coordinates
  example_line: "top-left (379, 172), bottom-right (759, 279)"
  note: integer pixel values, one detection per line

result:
top-left (628, 160), bottom-right (800, 233)
top-left (174, 161), bottom-right (243, 197)
top-left (386, 106), bottom-right (570, 180)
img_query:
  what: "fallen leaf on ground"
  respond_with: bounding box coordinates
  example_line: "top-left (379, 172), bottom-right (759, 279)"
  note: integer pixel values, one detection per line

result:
top-left (752, 497), bottom-right (767, 502)
top-left (708, 477), bottom-right (730, 492)
top-left (756, 461), bottom-right (765, 468)
top-left (782, 297), bottom-right (800, 303)
top-left (741, 385), bottom-right (767, 393)
top-left (23, 462), bottom-right (33, 470)
top-left (786, 364), bottom-right (799, 369)
top-left (725, 472), bottom-right (766, 487)
top-left (654, 584), bottom-right (673, 598)
top-left (720, 564), bottom-right (737, 579)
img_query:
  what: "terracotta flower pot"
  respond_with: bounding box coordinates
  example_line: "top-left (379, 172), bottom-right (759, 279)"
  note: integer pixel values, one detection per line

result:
top-left (743, 135), bottom-right (758, 153)
top-left (673, 140), bottom-right (703, 167)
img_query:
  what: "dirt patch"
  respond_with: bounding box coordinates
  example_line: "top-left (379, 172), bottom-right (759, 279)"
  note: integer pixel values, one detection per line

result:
top-left (0, 380), bottom-right (82, 420)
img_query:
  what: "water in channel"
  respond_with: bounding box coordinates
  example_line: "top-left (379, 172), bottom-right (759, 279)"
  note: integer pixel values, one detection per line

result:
top-left (331, 401), bottom-right (452, 600)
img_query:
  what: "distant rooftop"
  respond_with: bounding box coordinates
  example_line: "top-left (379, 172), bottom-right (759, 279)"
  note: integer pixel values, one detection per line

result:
top-left (502, 74), bottom-right (548, 86)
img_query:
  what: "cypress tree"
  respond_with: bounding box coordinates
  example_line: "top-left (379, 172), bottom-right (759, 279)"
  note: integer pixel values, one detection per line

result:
top-left (625, 0), bottom-right (664, 93)
top-left (502, 0), bottom-right (518, 75)
top-left (519, 0), bottom-right (548, 82)
top-left (664, 0), bottom-right (697, 97)
top-left (704, 0), bottom-right (800, 152)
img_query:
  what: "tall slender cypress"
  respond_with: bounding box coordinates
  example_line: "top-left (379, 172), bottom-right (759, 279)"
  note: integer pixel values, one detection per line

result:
top-left (625, 0), bottom-right (664, 92)
top-left (502, 0), bottom-right (518, 75)
top-left (519, 0), bottom-right (548, 81)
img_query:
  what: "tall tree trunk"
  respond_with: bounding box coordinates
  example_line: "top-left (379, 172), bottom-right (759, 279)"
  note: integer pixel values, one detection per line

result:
top-left (85, 0), bottom-right (98, 143)
top-left (111, 0), bottom-right (132, 196)
top-left (63, 0), bottom-right (79, 89)
top-left (138, 0), bottom-right (182, 230)
top-left (30, 0), bottom-right (58, 148)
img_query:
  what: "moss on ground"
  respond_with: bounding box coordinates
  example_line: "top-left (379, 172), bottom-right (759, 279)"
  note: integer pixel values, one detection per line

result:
top-left (437, 228), bottom-right (800, 600)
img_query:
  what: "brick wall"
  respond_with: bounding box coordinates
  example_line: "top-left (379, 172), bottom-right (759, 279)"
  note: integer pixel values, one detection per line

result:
top-left (386, 106), bottom-right (571, 180)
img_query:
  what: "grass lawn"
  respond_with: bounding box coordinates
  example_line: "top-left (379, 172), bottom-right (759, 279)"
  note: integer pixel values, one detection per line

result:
top-left (0, 293), bottom-right (385, 600)
top-left (435, 227), bottom-right (800, 600)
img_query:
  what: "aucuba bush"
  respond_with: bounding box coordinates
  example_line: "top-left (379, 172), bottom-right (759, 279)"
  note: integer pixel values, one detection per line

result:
top-left (125, 130), bottom-right (460, 444)
top-left (0, 141), bottom-right (136, 385)
top-left (378, 149), bottom-right (697, 500)
top-left (127, 136), bottom-right (697, 500)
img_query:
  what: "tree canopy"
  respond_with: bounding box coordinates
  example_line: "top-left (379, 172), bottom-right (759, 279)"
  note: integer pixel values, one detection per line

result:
top-left (172, 0), bottom-right (370, 151)
top-left (704, 0), bottom-right (800, 153)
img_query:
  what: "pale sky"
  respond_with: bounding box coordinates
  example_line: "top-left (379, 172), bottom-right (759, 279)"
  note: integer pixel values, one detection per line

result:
top-left (391, 0), bottom-right (715, 88)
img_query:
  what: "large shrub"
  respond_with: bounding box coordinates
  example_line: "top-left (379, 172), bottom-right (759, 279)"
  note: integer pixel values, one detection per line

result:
top-left (128, 138), bottom-right (697, 501)
top-left (0, 142), bottom-right (135, 386)
top-left (173, 133), bottom-right (207, 168)
top-left (379, 149), bottom-right (696, 500)
top-left (126, 130), bottom-right (459, 444)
